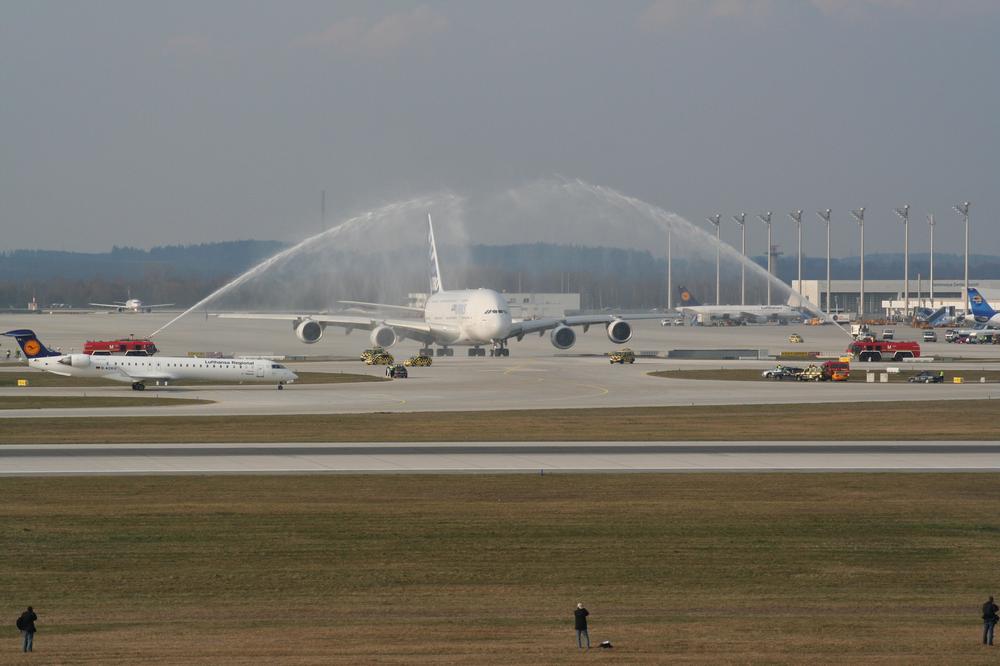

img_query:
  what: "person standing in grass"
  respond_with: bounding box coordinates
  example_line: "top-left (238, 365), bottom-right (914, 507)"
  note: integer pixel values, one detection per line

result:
top-left (983, 596), bottom-right (999, 645)
top-left (574, 602), bottom-right (590, 649)
top-left (16, 606), bottom-right (37, 653)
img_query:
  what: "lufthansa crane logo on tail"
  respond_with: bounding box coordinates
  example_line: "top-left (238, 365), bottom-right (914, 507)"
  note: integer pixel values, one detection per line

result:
top-left (681, 291), bottom-right (691, 302)
top-left (23, 339), bottom-right (41, 357)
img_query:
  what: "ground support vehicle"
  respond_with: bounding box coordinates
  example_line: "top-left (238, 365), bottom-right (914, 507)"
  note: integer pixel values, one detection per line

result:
top-left (609, 348), bottom-right (636, 364)
top-left (846, 340), bottom-right (921, 362)
top-left (788, 333), bottom-right (804, 343)
top-left (798, 365), bottom-right (823, 381)
top-left (84, 337), bottom-right (159, 356)
top-left (761, 365), bottom-right (804, 380)
top-left (922, 330), bottom-right (938, 342)
top-left (360, 347), bottom-right (386, 363)
top-left (365, 352), bottom-right (394, 366)
top-left (404, 355), bottom-right (432, 367)
top-left (908, 371), bottom-right (944, 384)
top-left (822, 360), bottom-right (851, 381)
top-left (882, 329), bottom-right (895, 340)
top-left (386, 364), bottom-right (408, 379)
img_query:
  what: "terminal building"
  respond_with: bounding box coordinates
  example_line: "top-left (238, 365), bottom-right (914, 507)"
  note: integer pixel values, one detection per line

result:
top-left (793, 279), bottom-right (1000, 318)
top-left (407, 292), bottom-right (581, 319)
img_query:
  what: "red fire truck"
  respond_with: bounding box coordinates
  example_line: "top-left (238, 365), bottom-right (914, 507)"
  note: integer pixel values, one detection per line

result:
top-left (83, 337), bottom-right (159, 356)
top-left (846, 339), bottom-right (920, 362)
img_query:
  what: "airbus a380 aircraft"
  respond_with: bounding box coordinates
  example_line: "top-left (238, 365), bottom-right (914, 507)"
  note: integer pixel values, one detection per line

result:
top-left (4, 329), bottom-right (297, 391)
top-left (220, 215), bottom-right (662, 357)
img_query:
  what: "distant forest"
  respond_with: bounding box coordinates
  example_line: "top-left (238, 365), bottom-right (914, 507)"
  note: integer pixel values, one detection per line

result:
top-left (3, 241), bottom-right (1000, 311)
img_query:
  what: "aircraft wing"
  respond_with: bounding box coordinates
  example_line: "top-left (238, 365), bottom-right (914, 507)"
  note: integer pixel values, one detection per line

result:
top-left (146, 303), bottom-right (175, 308)
top-left (507, 313), bottom-right (664, 339)
top-left (337, 300), bottom-right (425, 314)
top-left (89, 303), bottom-right (123, 308)
top-left (217, 313), bottom-right (436, 343)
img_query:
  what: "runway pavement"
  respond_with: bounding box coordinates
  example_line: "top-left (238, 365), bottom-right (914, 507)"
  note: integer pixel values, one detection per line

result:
top-left (3, 441), bottom-right (1000, 475)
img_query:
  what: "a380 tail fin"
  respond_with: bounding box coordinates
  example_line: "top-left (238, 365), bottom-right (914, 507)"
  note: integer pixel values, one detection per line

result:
top-left (969, 288), bottom-right (997, 322)
top-left (427, 213), bottom-right (444, 294)
top-left (677, 286), bottom-right (701, 306)
top-left (3, 329), bottom-right (60, 358)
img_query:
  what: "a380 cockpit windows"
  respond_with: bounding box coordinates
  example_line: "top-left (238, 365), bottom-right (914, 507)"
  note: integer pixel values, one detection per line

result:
top-left (483, 309), bottom-right (508, 314)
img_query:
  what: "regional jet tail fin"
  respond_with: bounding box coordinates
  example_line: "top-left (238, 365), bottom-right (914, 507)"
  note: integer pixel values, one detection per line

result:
top-left (969, 288), bottom-right (997, 322)
top-left (677, 286), bottom-right (701, 306)
top-left (428, 213), bottom-right (443, 294)
top-left (3, 329), bottom-right (61, 358)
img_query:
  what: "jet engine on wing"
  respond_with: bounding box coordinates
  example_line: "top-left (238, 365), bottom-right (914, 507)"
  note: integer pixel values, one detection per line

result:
top-left (607, 319), bottom-right (632, 344)
top-left (550, 324), bottom-right (577, 350)
top-left (57, 354), bottom-right (91, 368)
top-left (370, 325), bottom-right (397, 348)
top-left (294, 319), bottom-right (324, 344)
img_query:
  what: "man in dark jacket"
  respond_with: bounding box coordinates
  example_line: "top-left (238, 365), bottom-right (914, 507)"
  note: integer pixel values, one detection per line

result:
top-left (17, 606), bottom-right (37, 653)
top-left (984, 597), bottom-right (999, 645)
top-left (574, 602), bottom-right (590, 648)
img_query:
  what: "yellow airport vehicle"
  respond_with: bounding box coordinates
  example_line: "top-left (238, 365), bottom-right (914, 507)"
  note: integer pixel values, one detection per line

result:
top-left (609, 348), bottom-right (636, 364)
top-left (788, 333), bottom-right (804, 343)
top-left (365, 352), bottom-right (394, 366)
top-left (404, 355), bottom-right (432, 367)
top-left (360, 347), bottom-right (385, 362)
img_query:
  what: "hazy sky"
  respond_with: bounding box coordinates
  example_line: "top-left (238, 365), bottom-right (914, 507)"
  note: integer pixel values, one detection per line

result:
top-left (2, 0), bottom-right (998, 258)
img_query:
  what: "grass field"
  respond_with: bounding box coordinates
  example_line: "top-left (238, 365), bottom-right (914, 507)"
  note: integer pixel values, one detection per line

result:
top-left (2, 400), bottom-right (1000, 444)
top-left (1, 474), bottom-right (997, 664)
top-left (0, 396), bottom-right (210, 410)
top-left (650, 368), bottom-right (1000, 383)
top-left (0, 370), bottom-right (384, 387)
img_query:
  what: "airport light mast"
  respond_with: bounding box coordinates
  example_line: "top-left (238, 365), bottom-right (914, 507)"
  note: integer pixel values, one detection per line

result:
top-left (851, 208), bottom-right (865, 318)
top-left (954, 202), bottom-right (970, 318)
top-left (667, 227), bottom-right (673, 311)
top-left (789, 210), bottom-right (803, 306)
top-left (927, 213), bottom-right (935, 306)
top-left (894, 204), bottom-right (910, 319)
top-left (707, 214), bottom-right (721, 305)
top-left (733, 212), bottom-right (747, 305)
top-left (816, 209), bottom-right (832, 315)
top-left (758, 212), bottom-right (773, 305)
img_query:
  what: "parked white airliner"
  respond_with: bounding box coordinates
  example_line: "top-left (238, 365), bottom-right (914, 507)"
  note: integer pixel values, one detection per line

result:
top-left (90, 297), bottom-right (174, 313)
top-left (4, 329), bottom-right (297, 391)
top-left (220, 214), bottom-right (661, 357)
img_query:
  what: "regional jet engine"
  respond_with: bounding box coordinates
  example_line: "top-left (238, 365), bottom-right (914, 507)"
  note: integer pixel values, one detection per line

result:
top-left (370, 325), bottom-right (397, 348)
top-left (606, 319), bottom-right (632, 344)
top-left (294, 319), bottom-right (324, 344)
top-left (550, 325), bottom-right (577, 350)
top-left (57, 354), bottom-right (91, 368)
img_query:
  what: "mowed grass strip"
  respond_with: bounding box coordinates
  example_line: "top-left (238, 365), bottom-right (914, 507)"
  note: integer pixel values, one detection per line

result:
top-left (651, 368), bottom-right (1000, 383)
top-left (0, 370), bottom-right (384, 387)
top-left (1, 474), bottom-right (999, 664)
top-left (0, 396), bottom-right (211, 410)
top-left (2, 400), bottom-right (999, 443)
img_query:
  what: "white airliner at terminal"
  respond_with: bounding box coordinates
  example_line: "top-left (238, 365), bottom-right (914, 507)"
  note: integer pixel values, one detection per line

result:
top-left (220, 215), bottom-right (662, 357)
top-left (89, 297), bottom-right (175, 313)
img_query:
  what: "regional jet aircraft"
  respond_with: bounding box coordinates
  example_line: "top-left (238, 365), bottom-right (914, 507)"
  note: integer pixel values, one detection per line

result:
top-left (674, 286), bottom-right (804, 324)
top-left (4, 329), bottom-right (297, 391)
top-left (219, 214), bottom-right (661, 357)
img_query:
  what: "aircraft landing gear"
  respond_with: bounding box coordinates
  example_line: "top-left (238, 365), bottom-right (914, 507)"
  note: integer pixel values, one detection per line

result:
top-left (468, 347), bottom-right (487, 357)
top-left (277, 382), bottom-right (284, 390)
top-left (436, 347), bottom-right (454, 357)
top-left (418, 347), bottom-right (433, 357)
top-left (490, 340), bottom-right (510, 357)
top-left (131, 382), bottom-right (145, 391)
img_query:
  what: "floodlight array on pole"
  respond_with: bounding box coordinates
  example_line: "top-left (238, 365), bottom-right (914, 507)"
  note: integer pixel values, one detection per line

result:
top-left (851, 208), bottom-right (865, 318)
top-left (758, 212), bottom-right (773, 305)
top-left (927, 213), bottom-right (935, 306)
top-left (816, 209), bottom-right (832, 315)
top-left (954, 202), bottom-right (970, 317)
top-left (732, 212), bottom-right (747, 306)
top-left (789, 210), bottom-right (803, 306)
top-left (893, 204), bottom-right (910, 319)
top-left (707, 214), bottom-right (721, 305)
